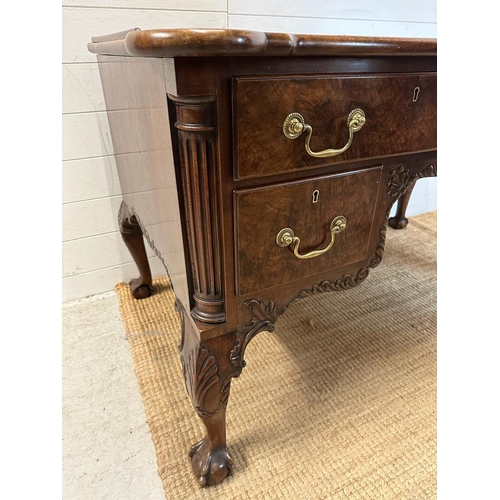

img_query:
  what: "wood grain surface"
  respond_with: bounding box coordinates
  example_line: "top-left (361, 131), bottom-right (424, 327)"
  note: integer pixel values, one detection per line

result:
top-left (235, 167), bottom-right (383, 295)
top-left (90, 29), bottom-right (437, 487)
top-left (88, 28), bottom-right (437, 58)
top-left (234, 73), bottom-right (437, 179)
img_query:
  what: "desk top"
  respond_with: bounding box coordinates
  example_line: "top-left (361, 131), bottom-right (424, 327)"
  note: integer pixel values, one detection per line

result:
top-left (88, 28), bottom-right (437, 59)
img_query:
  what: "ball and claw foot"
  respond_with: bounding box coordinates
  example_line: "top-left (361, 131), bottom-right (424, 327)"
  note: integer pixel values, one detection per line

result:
top-left (189, 437), bottom-right (234, 486)
top-left (129, 277), bottom-right (153, 299)
top-left (388, 216), bottom-right (409, 230)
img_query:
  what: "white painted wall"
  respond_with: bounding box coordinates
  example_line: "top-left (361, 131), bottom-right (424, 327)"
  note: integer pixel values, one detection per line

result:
top-left (62, 0), bottom-right (437, 302)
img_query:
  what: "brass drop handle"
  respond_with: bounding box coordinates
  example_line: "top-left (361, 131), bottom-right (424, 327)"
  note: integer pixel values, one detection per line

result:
top-left (283, 109), bottom-right (366, 158)
top-left (276, 216), bottom-right (347, 260)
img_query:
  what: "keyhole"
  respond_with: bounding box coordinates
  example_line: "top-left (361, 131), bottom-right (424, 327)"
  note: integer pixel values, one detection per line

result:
top-left (413, 87), bottom-right (421, 102)
top-left (312, 190), bottom-right (319, 203)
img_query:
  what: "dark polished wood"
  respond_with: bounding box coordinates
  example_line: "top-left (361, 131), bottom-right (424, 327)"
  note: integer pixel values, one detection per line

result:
top-left (178, 304), bottom-right (240, 486)
top-left (90, 28), bottom-right (437, 487)
top-left (118, 202), bottom-right (153, 299)
top-left (234, 74), bottom-right (436, 179)
top-left (389, 181), bottom-right (416, 229)
top-left (235, 167), bottom-right (383, 295)
top-left (88, 28), bottom-right (437, 58)
top-left (170, 95), bottom-right (225, 324)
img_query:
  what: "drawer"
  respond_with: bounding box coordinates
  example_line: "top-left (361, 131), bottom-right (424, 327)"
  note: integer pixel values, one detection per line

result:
top-left (234, 166), bottom-right (383, 296)
top-left (233, 73), bottom-right (436, 180)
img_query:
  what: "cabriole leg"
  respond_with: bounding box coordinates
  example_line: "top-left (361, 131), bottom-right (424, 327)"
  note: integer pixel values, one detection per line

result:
top-left (389, 181), bottom-right (416, 230)
top-left (180, 320), bottom-right (240, 486)
top-left (118, 201), bottom-right (153, 299)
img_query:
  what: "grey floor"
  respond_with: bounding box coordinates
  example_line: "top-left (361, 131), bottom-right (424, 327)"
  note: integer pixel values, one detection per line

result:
top-left (62, 292), bottom-right (165, 500)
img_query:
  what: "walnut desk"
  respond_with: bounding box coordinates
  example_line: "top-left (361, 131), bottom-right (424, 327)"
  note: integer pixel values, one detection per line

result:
top-left (88, 29), bottom-right (437, 487)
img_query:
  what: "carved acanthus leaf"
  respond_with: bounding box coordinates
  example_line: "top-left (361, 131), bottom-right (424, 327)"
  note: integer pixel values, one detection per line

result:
top-left (231, 162), bottom-right (435, 375)
top-left (230, 299), bottom-right (289, 371)
top-left (386, 166), bottom-right (410, 198)
top-left (230, 217), bottom-right (388, 371)
top-left (387, 163), bottom-right (437, 200)
top-left (243, 299), bottom-right (288, 326)
top-left (412, 163), bottom-right (437, 180)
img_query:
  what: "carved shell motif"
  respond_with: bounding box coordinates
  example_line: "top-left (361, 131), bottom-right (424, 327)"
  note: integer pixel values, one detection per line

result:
top-left (182, 347), bottom-right (219, 412)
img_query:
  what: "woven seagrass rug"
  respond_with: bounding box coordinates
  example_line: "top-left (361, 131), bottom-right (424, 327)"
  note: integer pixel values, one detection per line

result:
top-left (115, 211), bottom-right (437, 499)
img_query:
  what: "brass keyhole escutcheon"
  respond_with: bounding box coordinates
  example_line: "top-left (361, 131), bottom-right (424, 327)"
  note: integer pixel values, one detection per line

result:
top-left (413, 87), bottom-right (421, 102)
top-left (312, 190), bottom-right (319, 203)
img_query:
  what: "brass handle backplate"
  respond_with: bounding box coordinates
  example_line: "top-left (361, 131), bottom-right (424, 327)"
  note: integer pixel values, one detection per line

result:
top-left (276, 216), bottom-right (347, 260)
top-left (283, 109), bottom-right (366, 158)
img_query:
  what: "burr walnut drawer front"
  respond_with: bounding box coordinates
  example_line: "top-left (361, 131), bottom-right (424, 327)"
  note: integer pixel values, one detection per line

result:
top-left (233, 73), bottom-right (436, 180)
top-left (234, 166), bottom-right (383, 296)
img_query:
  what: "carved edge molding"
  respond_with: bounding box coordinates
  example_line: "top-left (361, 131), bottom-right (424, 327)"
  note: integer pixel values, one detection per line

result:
top-left (230, 215), bottom-right (387, 371)
top-left (229, 241), bottom-right (380, 372)
top-left (231, 163), bottom-right (437, 371)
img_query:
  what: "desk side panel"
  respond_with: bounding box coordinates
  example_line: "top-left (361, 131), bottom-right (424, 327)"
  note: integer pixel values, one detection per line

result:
top-left (96, 55), bottom-right (190, 309)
